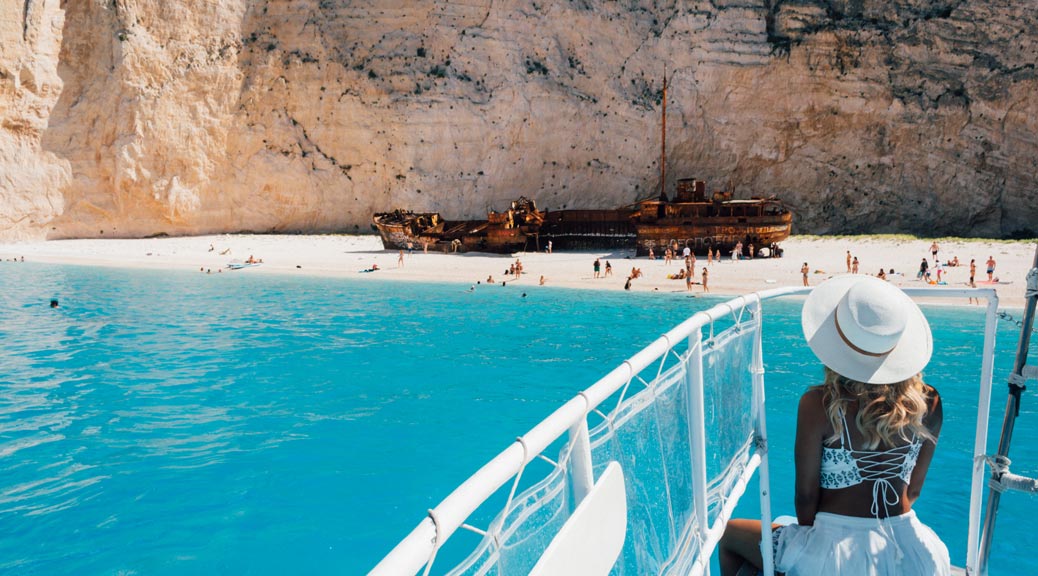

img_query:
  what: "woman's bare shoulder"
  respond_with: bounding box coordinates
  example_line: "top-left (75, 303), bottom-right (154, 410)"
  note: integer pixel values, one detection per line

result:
top-left (923, 383), bottom-right (942, 409)
top-left (798, 386), bottom-right (828, 421)
top-left (922, 383), bottom-right (944, 431)
top-left (800, 385), bottom-right (825, 403)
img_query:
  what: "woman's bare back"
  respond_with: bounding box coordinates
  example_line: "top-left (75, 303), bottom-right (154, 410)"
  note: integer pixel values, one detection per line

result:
top-left (809, 385), bottom-right (943, 519)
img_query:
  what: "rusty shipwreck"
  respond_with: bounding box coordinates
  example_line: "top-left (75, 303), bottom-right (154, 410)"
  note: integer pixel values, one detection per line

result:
top-left (372, 181), bottom-right (791, 256)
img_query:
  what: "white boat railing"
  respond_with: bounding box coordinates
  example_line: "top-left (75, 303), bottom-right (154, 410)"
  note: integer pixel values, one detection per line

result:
top-left (371, 285), bottom-right (999, 576)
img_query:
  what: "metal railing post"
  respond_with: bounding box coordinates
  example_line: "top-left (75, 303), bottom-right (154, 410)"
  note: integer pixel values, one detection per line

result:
top-left (965, 295), bottom-right (999, 574)
top-left (687, 327), bottom-right (710, 572)
top-left (751, 298), bottom-right (776, 576)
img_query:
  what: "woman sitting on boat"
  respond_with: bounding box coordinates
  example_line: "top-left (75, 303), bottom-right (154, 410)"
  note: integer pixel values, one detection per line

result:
top-left (719, 275), bottom-right (949, 575)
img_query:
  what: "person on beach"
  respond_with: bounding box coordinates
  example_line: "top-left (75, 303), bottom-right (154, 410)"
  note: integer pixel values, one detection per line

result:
top-left (665, 248), bottom-right (673, 266)
top-left (917, 258), bottom-right (928, 280)
top-left (624, 276), bottom-right (632, 290)
top-left (605, 261), bottom-right (613, 277)
top-left (986, 256), bottom-right (996, 282)
top-left (593, 258), bottom-right (601, 279)
top-left (719, 275), bottom-right (950, 576)
top-left (649, 246), bottom-right (656, 260)
top-left (487, 275), bottom-right (494, 284)
top-left (686, 269), bottom-right (693, 291)
top-left (852, 257), bottom-right (859, 274)
top-left (930, 241), bottom-right (940, 262)
top-left (968, 259), bottom-right (978, 305)
top-left (801, 262), bottom-right (810, 287)
top-left (547, 240), bottom-right (552, 254)
top-left (539, 275), bottom-right (545, 286)
top-left (398, 250), bottom-right (404, 268)
top-left (749, 244), bottom-right (755, 259)
top-left (683, 245), bottom-right (691, 260)
top-left (702, 267), bottom-right (709, 293)
top-left (877, 268), bottom-right (887, 281)
top-left (208, 244), bottom-right (215, 252)
top-left (708, 248), bottom-right (714, 265)
top-left (934, 260), bottom-right (943, 283)
top-left (846, 251), bottom-right (852, 273)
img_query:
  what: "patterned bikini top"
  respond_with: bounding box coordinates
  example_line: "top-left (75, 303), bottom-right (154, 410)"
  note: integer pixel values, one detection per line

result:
top-left (820, 409), bottom-right (922, 516)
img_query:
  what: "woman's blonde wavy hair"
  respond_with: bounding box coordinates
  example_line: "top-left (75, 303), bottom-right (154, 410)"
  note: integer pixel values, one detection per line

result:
top-left (821, 366), bottom-right (934, 450)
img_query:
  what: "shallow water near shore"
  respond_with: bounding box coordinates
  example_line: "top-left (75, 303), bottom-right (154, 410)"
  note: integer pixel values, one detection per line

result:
top-left (0, 262), bottom-right (1034, 574)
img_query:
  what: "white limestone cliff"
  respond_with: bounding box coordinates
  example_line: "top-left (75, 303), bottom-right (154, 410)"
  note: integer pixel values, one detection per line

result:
top-left (0, 0), bottom-right (68, 240)
top-left (1, 0), bottom-right (1036, 240)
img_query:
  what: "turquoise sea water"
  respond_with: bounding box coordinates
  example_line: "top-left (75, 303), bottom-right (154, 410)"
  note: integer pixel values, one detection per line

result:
top-left (0, 262), bottom-right (1034, 574)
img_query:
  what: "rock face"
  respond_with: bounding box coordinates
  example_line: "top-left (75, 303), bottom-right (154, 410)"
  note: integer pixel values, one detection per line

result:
top-left (1, 0), bottom-right (1036, 240)
top-left (0, 0), bottom-right (69, 239)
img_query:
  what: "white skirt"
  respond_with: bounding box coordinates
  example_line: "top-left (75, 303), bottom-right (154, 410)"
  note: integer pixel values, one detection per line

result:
top-left (773, 511), bottom-right (950, 576)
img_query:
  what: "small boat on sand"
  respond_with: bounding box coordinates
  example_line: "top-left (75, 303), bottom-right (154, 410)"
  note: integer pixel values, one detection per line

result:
top-left (226, 262), bottom-right (261, 270)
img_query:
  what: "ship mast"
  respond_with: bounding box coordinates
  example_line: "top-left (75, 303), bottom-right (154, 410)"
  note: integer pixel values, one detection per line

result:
top-left (660, 67), bottom-right (667, 201)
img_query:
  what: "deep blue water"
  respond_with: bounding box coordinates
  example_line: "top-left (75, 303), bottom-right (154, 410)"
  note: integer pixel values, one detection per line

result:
top-left (0, 262), bottom-right (1034, 574)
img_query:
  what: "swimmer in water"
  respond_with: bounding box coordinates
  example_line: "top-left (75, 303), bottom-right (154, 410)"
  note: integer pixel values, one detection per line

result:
top-left (50, 299), bottom-right (59, 308)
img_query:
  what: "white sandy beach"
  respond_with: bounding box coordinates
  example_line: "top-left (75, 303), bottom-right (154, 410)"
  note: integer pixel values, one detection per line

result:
top-left (0, 234), bottom-right (1035, 309)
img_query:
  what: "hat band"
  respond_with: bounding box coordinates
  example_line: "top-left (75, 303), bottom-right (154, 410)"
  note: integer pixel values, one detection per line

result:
top-left (834, 313), bottom-right (894, 358)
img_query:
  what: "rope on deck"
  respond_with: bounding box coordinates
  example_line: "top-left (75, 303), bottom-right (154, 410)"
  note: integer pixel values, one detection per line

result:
top-left (983, 454), bottom-right (1038, 494)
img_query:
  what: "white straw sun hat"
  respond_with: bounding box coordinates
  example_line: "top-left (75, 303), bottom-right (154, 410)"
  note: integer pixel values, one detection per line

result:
top-left (802, 275), bottom-right (932, 385)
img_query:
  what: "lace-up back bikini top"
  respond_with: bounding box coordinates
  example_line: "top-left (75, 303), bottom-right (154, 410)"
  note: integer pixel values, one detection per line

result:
top-left (820, 409), bottom-right (922, 514)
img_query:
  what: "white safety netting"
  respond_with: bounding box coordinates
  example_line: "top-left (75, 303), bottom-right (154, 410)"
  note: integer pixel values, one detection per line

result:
top-left (446, 314), bottom-right (761, 575)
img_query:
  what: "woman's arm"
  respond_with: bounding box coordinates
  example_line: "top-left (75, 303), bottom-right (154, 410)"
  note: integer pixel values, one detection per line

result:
top-left (794, 388), bottom-right (825, 526)
top-left (907, 388), bottom-right (944, 506)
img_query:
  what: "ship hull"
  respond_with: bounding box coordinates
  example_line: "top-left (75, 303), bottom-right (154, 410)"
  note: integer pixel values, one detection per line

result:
top-left (373, 217), bottom-right (538, 254)
top-left (634, 213), bottom-right (793, 256)
top-left (539, 210), bottom-right (637, 252)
